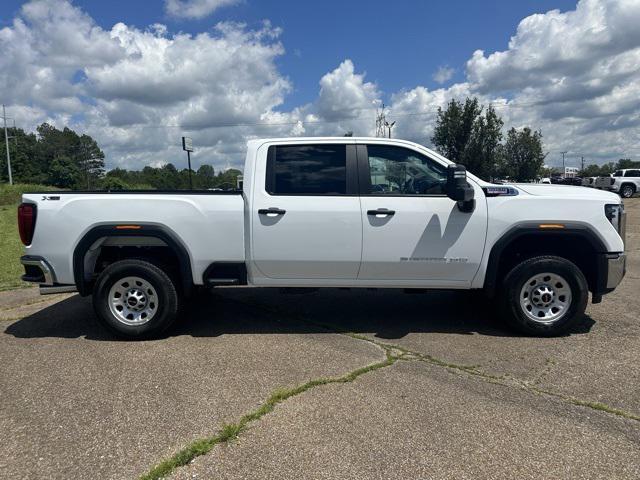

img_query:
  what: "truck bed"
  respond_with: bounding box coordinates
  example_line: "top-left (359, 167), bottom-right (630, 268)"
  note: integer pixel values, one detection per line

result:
top-left (22, 191), bottom-right (246, 286)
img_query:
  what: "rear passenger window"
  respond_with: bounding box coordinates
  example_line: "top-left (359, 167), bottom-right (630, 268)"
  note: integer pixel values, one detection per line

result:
top-left (625, 170), bottom-right (640, 177)
top-left (267, 144), bottom-right (347, 195)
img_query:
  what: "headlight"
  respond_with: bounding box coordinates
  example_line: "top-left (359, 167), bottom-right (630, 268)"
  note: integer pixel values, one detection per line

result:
top-left (605, 203), bottom-right (626, 245)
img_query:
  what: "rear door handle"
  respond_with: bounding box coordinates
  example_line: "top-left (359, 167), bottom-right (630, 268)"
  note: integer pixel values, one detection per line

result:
top-left (367, 208), bottom-right (395, 216)
top-left (258, 207), bottom-right (286, 216)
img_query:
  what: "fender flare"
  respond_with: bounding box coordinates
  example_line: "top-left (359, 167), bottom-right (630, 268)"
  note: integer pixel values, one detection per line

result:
top-left (72, 224), bottom-right (193, 296)
top-left (483, 223), bottom-right (607, 296)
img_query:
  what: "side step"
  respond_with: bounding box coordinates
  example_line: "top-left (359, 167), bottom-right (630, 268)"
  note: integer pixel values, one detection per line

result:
top-left (205, 278), bottom-right (240, 287)
top-left (202, 262), bottom-right (247, 287)
top-left (40, 285), bottom-right (78, 295)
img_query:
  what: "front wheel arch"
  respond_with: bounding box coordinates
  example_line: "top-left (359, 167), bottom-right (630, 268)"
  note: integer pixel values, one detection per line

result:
top-left (483, 225), bottom-right (606, 298)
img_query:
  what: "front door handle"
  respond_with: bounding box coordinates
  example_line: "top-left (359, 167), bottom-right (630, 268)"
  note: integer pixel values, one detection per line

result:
top-left (258, 207), bottom-right (286, 216)
top-left (367, 208), bottom-right (395, 217)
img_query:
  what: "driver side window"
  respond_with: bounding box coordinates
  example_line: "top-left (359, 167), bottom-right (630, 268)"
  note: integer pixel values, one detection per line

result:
top-left (366, 144), bottom-right (447, 195)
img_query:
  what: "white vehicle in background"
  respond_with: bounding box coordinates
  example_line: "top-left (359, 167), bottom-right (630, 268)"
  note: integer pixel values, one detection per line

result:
top-left (17, 137), bottom-right (626, 339)
top-left (540, 178), bottom-right (552, 184)
top-left (581, 177), bottom-right (597, 187)
top-left (596, 169), bottom-right (640, 198)
top-left (595, 174), bottom-right (613, 190)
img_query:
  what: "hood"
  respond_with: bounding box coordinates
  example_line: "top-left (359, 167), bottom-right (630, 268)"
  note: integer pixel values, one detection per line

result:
top-left (511, 183), bottom-right (620, 201)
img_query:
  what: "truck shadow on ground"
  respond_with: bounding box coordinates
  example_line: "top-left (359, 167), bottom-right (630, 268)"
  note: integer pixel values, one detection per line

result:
top-left (5, 288), bottom-right (595, 341)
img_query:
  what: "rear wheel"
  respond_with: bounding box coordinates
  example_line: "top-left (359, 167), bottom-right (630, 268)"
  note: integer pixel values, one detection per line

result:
top-left (620, 184), bottom-right (635, 198)
top-left (93, 259), bottom-right (179, 339)
top-left (500, 256), bottom-right (588, 336)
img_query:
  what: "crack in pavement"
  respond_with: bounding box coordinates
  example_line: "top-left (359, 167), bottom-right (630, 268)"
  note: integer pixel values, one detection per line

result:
top-left (234, 296), bottom-right (640, 422)
top-left (139, 339), bottom-right (398, 480)
top-left (139, 296), bottom-right (639, 480)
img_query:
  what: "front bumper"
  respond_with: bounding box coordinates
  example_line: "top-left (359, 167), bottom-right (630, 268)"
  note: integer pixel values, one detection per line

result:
top-left (606, 253), bottom-right (626, 289)
top-left (592, 252), bottom-right (626, 303)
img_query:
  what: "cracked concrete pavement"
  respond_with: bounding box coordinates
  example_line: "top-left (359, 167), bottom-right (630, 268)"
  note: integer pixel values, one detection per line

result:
top-left (1, 198), bottom-right (639, 479)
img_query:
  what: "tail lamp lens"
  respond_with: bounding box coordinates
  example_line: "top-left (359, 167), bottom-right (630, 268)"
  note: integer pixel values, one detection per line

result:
top-left (18, 203), bottom-right (37, 245)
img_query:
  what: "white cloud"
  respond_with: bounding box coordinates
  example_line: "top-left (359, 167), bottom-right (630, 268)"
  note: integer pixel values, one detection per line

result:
top-left (2, 0), bottom-right (640, 172)
top-left (164, 0), bottom-right (240, 19)
top-left (432, 65), bottom-right (455, 84)
top-left (461, 0), bottom-right (640, 163)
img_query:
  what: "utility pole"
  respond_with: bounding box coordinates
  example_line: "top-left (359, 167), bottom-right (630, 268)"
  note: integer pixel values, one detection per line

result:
top-left (560, 151), bottom-right (567, 176)
top-left (2, 105), bottom-right (12, 185)
top-left (182, 136), bottom-right (194, 189)
top-left (581, 156), bottom-right (585, 172)
top-left (385, 120), bottom-right (396, 139)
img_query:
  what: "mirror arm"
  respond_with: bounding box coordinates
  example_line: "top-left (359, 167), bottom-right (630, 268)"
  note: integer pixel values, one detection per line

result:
top-left (457, 198), bottom-right (475, 213)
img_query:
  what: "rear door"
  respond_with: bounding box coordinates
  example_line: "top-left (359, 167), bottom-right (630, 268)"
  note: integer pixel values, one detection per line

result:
top-left (357, 142), bottom-right (487, 286)
top-left (250, 142), bottom-right (362, 281)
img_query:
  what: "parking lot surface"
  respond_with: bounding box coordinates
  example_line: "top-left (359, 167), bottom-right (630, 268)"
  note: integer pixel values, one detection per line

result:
top-left (1, 198), bottom-right (639, 479)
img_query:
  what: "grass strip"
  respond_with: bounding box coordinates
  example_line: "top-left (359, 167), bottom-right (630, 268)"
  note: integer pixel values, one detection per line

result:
top-left (139, 350), bottom-right (397, 480)
top-left (529, 386), bottom-right (640, 422)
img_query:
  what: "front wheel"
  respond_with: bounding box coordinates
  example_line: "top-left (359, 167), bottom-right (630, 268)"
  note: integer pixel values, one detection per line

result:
top-left (500, 256), bottom-right (588, 336)
top-left (93, 259), bottom-right (180, 339)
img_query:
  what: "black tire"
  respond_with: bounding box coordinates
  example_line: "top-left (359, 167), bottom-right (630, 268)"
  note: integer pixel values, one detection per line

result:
top-left (93, 259), bottom-right (179, 339)
top-left (620, 184), bottom-right (635, 198)
top-left (500, 255), bottom-right (588, 337)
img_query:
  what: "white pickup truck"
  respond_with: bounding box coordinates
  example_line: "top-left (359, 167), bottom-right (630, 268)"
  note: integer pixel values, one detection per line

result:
top-left (18, 138), bottom-right (626, 338)
top-left (595, 169), bottom-right (640, 198)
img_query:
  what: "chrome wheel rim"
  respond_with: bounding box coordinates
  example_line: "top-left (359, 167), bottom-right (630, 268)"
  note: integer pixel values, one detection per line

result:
top-left (108, 276), bottom-right (158, 326)
top-left (519, 272), bottom-right (572, 324)
top-left (622, 186), bottom-right (633, 198)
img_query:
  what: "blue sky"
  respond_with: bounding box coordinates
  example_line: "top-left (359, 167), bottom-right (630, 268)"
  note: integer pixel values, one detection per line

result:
top-left (2, 0), bottom-right (578, 109)
top-left (1, 0), bottom-right (638, 170)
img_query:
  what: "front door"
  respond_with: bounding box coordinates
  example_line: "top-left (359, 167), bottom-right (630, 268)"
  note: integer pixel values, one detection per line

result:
top-left (251, 142), bottom-right (362, 281)
top-left (357, 143), bottom-right (487, 286)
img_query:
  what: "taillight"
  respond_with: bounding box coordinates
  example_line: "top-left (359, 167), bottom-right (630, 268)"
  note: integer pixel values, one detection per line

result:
top-left (17, 203), bottom-right (37, 246)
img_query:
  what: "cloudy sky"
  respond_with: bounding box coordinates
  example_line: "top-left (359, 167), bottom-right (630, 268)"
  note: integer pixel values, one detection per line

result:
top-left (1, 0), bottom-right (639, 171)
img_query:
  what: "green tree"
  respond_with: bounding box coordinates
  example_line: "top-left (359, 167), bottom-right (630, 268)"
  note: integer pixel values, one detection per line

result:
top-left (431, 98), bottom-right (503, 180)
top-left (463, 106), bottom-right (504, 179)
top-left (581, 164), bottom-right (606, 177)
top-left (502, 127), bottom-right (546, 182)
top-left (615, 159), bottom-right (640, 170)
top-left (76, 134), bottom-right (105, 189)
top-left (100, 176), bottom-right (131, 191)
top-left (216, 168), bottom-right (242, 190)
top-left (196, 164), bottom-right (216, 189)
top-left (48, 155), bottom-right (79, 188)
top-left (432, 98), bottom-right (482, 165)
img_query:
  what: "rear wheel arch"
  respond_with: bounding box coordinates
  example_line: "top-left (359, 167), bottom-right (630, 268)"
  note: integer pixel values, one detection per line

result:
top-left (73, 224), bottom-right (194, 296)
top-left (483, 224), bottom-right (606, 297)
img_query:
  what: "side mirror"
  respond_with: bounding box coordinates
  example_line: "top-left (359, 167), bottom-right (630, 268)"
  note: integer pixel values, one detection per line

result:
top-left (446, 164), bottom-right (475, 212)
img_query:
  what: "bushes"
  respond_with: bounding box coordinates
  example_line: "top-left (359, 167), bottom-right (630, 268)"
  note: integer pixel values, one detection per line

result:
top-left (0, 184), bottom-right (61, 205)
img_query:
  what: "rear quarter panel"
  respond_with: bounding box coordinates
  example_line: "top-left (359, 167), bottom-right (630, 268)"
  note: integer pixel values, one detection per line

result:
top-left (22, 193), bottom-right (245, 285)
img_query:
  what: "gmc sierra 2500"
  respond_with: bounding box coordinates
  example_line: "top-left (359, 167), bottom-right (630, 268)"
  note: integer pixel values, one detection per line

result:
top-left (18, 138), bottom-right (626, 338)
